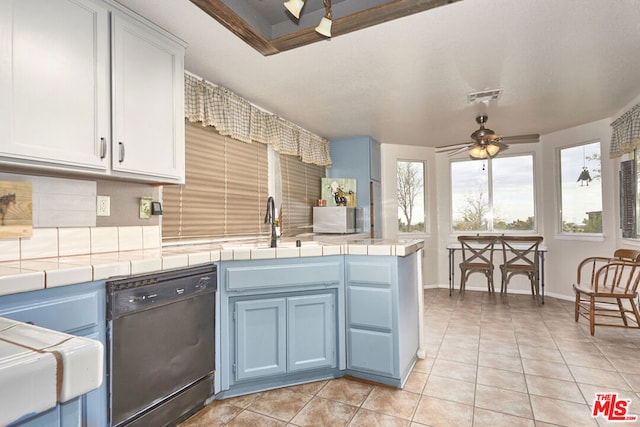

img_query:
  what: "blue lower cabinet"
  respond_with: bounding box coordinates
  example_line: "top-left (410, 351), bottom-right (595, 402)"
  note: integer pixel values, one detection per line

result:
top-left (348, 328), bottom-right (394, 375)
top-left (346, 255), bottom-right (419, 386)
top-left (219, 256), bottom-right (345, 395)
top-left (232, 292), bottom-right (336, 384)
top-left (235, 298), bottom-right (287, 381)
top-left (0, 281), bottom-right (107, 427)
top-left (287, 293), bottom-right (335, 372)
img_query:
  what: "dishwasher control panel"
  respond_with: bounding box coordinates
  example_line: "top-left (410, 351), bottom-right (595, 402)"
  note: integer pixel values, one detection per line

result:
top-left (107, 264), bottom-right (217, 319)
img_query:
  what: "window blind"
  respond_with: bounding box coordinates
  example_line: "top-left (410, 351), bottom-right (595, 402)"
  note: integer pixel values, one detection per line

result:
top-left (162, 121), bottom-right (268, 241)
top-left (279, 153), bottom-right (325, 237)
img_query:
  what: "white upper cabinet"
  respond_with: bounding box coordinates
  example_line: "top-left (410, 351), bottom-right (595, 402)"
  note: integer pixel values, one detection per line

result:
top-left (110, 10), bottom-right (185, 183)
top-left (0, 0), bottom-right (185, 184)
top-left (0, 0), bottom-right (110, 171)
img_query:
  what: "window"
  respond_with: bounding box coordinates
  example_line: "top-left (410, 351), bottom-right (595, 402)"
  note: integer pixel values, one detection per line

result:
top-left (162, 121), bottom-right (269, 241)
top-left (451, 154), bottom-right (535, 232)
top-left (559, 142), bottom-right (602, 233)
top-left (279, 153), bottom-right (325, 237)
top-left (397, 160), bottom-right (426, 233)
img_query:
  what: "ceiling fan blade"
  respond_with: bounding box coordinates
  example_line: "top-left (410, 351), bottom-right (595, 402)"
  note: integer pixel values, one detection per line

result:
top-left (447, 146), bottom-right (471, 156)
top-left (435, 142), bottom-right (471, 153)
top-left (500, 134), bottom-right (540, 144)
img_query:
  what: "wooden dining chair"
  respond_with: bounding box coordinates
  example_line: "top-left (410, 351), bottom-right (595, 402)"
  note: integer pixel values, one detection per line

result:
top-left (458, 235), bottom-right (498, 293)
top-left (498, 236), bottom-right (544, 297)
top-left (573, 254), bottom-right (640, 336)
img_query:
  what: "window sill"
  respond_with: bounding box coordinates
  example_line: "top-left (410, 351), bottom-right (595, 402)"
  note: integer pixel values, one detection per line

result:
top-left (398, 232), bottom-right (431, 239)
top-left (619, 238), bottom-right (640, 247)
top-left (554, 233), bottom-right (605, 242)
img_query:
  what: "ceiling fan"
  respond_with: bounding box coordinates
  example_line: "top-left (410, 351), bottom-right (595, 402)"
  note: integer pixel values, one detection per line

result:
top-left (436, 115), bottom-right (540, 159)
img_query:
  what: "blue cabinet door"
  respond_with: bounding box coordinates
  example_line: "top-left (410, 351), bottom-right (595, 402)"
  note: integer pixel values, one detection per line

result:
top-left (0, 281), bottom-right (107, 427)
top-left (235, 298), bottom-right (287, 381)
top-left (287, 293), bottom-right (335, 372)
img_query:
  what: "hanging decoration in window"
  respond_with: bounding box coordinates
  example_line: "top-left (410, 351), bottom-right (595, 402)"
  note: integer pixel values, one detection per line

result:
top-left (577, 146), bottom-right (592, 186)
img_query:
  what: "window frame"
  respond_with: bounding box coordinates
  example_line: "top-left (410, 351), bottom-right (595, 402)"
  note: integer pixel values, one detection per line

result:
top-left (556, 140), bottom-right (603, 237)
top-left (449, 152), bottom-right (538, 234)
top-left (397, 159), bottom-right (428, 235)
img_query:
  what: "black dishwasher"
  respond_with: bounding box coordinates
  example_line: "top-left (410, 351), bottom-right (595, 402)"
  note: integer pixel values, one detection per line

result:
top-left (106, 264), bottom-right (216, 427)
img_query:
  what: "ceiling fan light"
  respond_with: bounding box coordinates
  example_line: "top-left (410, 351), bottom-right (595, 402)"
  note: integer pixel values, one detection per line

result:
top-left (486, 143), bottom-right (501, 157)
top-left (284, 0), bottom-right (304, 19)
top-left (468, 145), bottom-right (488, 159)
top-left (315, 17), bottom-right (332, 37)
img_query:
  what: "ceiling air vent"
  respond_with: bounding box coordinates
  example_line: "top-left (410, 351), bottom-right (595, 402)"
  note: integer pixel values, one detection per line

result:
top-left (467, 89), bottom-right (502, 104)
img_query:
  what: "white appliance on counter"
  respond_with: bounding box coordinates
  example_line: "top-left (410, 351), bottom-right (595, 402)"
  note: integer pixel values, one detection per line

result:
top-left (313, 206), bottom-right (361, 234)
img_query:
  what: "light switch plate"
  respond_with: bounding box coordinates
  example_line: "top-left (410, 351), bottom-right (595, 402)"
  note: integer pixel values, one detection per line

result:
top-left (96, 195), bottom-right (110, 217)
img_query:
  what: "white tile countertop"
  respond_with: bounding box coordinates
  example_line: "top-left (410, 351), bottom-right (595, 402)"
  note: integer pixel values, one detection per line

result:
top-left (0, 318), bottom-right (104, 426)
top-left (0, 226), bottom-right (424, 297)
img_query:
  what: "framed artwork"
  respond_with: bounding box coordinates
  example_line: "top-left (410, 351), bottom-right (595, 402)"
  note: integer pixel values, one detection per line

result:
top-left (321, 178), bottom-right (357, 207)
top-left (0, 180), bottom-right (33, 238)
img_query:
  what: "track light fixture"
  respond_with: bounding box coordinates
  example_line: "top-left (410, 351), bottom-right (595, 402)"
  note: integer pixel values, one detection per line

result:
top-left (315, 0), bottom-right (333, 37)
top-left (284, 0), bottom-right (333, 38)
top-left (283, 0), bottom-right (304, 19)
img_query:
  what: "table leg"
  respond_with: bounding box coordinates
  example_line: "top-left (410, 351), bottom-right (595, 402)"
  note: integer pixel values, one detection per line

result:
top-left (449, 248), bottom-right (454, 296)
top-left (540, 251), bottom-right (545, 304)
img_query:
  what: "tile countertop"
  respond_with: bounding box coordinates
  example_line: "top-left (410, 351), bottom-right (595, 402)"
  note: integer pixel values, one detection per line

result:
top-left (0, 237), bottom-right (424, 297)
top-left (0, 317), bottom-right (104, 426)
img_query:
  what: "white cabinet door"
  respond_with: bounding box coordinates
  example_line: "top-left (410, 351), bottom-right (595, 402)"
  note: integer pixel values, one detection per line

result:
top-left (111, 12), bottom-right (185, 183)
top-left (0, 0), bottom-right (110, 171)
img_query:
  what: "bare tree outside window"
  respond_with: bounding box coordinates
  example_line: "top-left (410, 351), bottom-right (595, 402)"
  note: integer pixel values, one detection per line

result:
top-left (397, 161), bottom-right (425, 233)
top-left (454, 190), bottom-right (490, 231)
top-left (451, 155), bottom-right (535, 232)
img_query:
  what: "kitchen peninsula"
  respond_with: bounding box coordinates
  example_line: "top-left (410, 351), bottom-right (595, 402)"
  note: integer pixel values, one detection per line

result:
top-left (0, 226), bottom-right (423, 424)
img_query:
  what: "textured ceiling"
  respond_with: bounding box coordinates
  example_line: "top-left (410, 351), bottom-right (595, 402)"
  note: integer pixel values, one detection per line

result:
top-left (115, 0), bottom-right (640, 147)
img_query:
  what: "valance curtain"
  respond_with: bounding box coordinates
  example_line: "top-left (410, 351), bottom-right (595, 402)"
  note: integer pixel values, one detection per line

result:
top-left (610, 103), bottom-right (640, 158)
top-left (184, 73), bottom-right (332, 167)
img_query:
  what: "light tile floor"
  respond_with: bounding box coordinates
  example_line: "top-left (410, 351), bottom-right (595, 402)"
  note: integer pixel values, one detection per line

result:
top-left (180, 289), bottom-right (640, 426)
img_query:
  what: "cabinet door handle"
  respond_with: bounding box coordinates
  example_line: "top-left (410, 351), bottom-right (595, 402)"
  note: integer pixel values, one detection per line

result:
top-left (100, 137), bottom-right (107, 159)
top-left (119, 142), bottom-right (125, 163)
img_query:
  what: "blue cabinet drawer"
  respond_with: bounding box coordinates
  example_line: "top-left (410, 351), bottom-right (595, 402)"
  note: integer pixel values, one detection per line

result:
top-left (348, 286), bottom-right (392, 330)
top-left (347, 262), bottom-right (392, 285)
top-left (348, 328), bottom-right (394, 376)
top-left (0, 288), bottom-right (101, 334)
top-left (225, 260), bottom-right (342, 291)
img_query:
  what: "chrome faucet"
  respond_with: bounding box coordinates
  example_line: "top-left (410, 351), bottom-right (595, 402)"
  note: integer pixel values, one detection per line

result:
top-left (264, 196), bottom-right (277, 248)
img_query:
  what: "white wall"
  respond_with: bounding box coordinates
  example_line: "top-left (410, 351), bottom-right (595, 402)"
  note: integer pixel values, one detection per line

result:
top-left (380, 144), bottom-right (438, 285)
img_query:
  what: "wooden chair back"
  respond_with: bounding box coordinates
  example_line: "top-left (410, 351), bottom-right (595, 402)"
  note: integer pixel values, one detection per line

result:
top-left (499, 236), bottom-right (543, 271)
top-left (593, 261), bottom-right (640, 294)
top-left (458, 235), bottom-right (497, 267)
top-left (577, 249), bottom-right (640, 286)
top-left (613, 249), bottom-right (640, 262)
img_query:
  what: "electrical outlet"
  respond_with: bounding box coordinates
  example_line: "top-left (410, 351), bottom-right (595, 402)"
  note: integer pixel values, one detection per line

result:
top-left (97, 195), bottom-right (110, 217)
